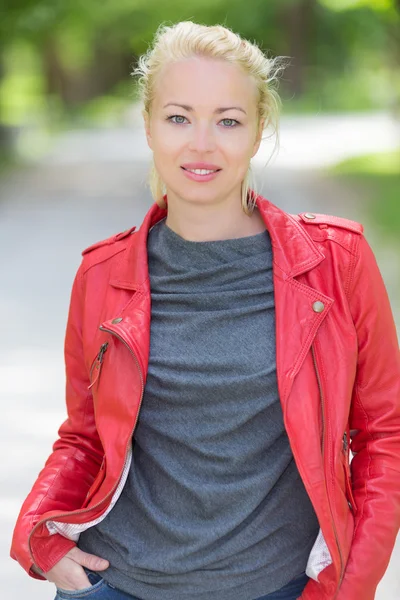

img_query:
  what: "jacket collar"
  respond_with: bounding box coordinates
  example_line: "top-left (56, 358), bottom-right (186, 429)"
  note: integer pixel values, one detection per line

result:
top-left (110, 194), bottom-right (325, 290)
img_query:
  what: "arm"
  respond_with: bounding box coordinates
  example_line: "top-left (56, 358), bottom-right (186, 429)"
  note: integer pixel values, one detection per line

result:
top-left (10, 261), bottom-right (104, 579)
top-left (337, 234), bottom-right (400, 599)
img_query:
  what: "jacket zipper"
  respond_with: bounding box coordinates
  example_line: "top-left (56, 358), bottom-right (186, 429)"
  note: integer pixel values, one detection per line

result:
top-left (28, 327), bottom-right (144, 569)
top-left (342, 431), bottom-right (356, 513)
top-left (311, 344), bottom-right (344, 598)
top-left (88, 342), bottom-right (109, 389)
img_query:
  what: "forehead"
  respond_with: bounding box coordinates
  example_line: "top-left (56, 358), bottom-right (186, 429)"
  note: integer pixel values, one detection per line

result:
top-left (153, 56), bottom-right (258, 112)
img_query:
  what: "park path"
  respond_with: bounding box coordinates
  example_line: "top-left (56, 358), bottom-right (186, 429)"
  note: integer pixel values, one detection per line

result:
top-left (0, 111), bottom-right (399, 599)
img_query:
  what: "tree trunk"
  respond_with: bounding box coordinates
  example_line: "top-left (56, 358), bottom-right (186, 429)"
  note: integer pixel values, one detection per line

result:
top-left (280, 0), bottom-right (317, 97)
top-left (42, 36), bottom-right (132, 111)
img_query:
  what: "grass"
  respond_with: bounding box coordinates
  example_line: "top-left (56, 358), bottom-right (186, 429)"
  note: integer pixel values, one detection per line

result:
top-left (329, 150), bottom-right (400, 239)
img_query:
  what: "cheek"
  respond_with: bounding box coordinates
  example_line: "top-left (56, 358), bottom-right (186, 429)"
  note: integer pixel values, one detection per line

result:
top-left (220, 128), bottom-right (256, 155)
top-left (224, 142), bottom-right (254, 167)
top-left (153, 135), bottom-right (184, 159)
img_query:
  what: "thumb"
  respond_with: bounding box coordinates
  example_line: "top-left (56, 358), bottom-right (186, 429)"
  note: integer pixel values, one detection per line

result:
top-left (70, 548), bottom-right (110, 571)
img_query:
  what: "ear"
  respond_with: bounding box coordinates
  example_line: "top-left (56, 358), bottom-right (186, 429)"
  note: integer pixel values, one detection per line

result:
top-left (143, 111), bottom-right (153, 150)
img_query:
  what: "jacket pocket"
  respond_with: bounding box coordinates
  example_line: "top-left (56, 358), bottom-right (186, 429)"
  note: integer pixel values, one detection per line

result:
top-left (342, 430), bottom-right (357, 514)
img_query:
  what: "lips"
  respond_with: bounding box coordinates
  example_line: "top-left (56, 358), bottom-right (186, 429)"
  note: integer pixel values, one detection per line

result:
top-left (181, 168), bottom-right (221, 182)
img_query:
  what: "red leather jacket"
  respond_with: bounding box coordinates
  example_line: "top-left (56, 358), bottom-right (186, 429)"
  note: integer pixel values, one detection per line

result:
top-left (10, 195), bottom-right (400, 600)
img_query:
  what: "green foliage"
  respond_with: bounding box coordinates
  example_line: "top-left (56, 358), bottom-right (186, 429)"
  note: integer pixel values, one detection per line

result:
top-left (0, 40), bottom-right (45, 125)
top-left (331, 151), bottom-right (400, 175)
top-left (0, 0), bottom-right (399, 125)
top-left (284, 67), bottom-right (395, 112)
top-left (319, 0), bottom-right (396, 13)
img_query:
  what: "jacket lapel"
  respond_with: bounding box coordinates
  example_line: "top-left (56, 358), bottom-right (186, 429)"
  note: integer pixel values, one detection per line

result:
top-left (257, 200), bottom-right (334, 406)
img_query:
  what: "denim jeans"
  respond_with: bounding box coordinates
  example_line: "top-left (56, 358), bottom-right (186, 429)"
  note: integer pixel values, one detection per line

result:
top-left (54, 568), bottom-right (309, 600)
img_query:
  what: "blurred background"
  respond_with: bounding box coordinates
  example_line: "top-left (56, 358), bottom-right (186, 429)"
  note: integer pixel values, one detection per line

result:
top-left (1, 0), bottom-right (399, 598)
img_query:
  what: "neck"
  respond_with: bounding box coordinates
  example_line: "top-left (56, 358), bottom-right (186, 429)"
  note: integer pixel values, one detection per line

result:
top-left (163, 190), bottom-right (266, 242)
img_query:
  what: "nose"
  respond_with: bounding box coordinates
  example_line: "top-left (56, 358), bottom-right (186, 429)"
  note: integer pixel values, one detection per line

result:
top-left (188, 122), bottom-right (217, 153)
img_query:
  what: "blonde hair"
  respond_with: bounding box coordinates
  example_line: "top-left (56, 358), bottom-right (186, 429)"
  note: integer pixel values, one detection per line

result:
top-left (132, 21), bottom-right (288, 215)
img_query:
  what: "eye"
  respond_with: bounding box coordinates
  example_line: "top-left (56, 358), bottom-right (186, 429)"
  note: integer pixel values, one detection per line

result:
top-left (221, 118), bottom-right (240, 128)
top-left (167, 115), bottom-right (188, 125)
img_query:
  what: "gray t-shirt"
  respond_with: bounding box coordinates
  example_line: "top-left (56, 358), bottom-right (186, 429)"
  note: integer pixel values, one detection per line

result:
top-left (78, 217), bottom-right (319, 599)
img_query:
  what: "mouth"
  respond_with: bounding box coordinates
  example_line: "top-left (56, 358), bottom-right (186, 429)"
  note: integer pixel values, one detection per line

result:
top-left (181, 167), bottom-right (222, 175)
top-left (180, 166), bottom-right (222, 182)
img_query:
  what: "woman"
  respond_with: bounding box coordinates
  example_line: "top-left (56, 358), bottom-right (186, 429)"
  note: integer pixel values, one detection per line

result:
top-left (10, 20), bottom-right (400, 600)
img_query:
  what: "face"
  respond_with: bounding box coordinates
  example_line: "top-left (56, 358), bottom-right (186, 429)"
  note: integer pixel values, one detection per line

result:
top-left (143, 56), bottom-right (264, 208)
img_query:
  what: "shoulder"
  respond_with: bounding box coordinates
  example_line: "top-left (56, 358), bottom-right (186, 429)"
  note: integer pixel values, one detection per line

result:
top-left (294, 212), bottom-right (364, 234)
top-left (80, 226), bottom-right (137, 271)
top-left (291, 211), bottom-right (364, 254)
top-left (81, 226), bottom-right (137, 256)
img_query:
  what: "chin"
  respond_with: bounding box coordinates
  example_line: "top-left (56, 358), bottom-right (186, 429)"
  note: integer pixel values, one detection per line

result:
top-left (170, 186), bottom-right (221, 204)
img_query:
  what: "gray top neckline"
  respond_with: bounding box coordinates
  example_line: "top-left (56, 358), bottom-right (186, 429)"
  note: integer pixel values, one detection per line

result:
top-left (160, 218), bottom-right (269, 250)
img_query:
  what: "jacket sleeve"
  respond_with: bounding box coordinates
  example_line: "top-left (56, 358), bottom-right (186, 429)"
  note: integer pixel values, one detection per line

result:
top-left (10, 261), bottom-right (104, 579)
top-left (336, 234), bottom-right (400, 599)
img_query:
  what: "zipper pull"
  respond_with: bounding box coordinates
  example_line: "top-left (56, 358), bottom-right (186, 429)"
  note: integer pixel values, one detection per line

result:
top-left (97, 342), bottom-right (108, 362)
top-left (88, 342), bottom-right (108, 389)
top-left (343, 431), bottom-right (348, 453)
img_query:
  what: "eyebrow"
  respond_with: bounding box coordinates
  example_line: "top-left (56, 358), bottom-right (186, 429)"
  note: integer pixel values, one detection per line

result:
top-left (163, 102), bottom-right (247, 115)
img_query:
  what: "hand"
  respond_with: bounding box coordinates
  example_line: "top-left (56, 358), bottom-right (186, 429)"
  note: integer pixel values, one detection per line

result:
top-left (35, 547), bottom-right (109, 591)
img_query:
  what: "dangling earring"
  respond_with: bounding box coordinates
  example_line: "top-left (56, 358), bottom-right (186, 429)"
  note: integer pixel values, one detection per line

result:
top-left (242, 163), bottom-right (256, 214)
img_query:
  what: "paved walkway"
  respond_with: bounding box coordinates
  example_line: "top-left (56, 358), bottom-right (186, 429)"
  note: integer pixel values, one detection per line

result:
top-left (1, 112), bottom-right (399, 599)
